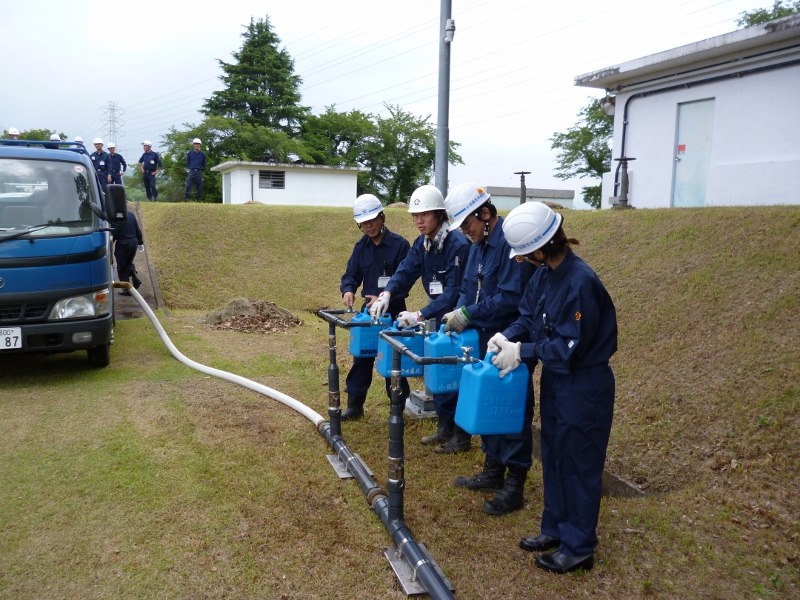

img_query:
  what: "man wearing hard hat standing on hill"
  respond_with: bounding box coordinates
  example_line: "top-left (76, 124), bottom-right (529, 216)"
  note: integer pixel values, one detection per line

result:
top-left (184, 138), bottom-right (207, 201)
top-left (138, 141), bottom-right (162, 201)
top-left (90, 138), bottom-right (111, 196)
top-left (107, 142), bottom-right (127, 185)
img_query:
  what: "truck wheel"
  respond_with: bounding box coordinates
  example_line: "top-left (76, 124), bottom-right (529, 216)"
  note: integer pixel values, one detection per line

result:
top-left (87, 344), bottom-right (111, 368)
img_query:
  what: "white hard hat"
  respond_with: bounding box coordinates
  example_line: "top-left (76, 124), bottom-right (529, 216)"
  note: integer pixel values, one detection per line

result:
top-left (192, 138), bottom-right (202, 144)
top-left (93, 137), bottom-right (104, 145)
top-left (9, 127), bottom-right (20, 136)
top-left (74, 136), bottom-right (84, 142)
top-left (107, 141), bottom-right (116, 148)
top-left (503, 202), bottom-right (563, 258)
top-left (353, 194), bottom-right (383, 223)
top-left (445, 182), bottom-right (491, 229)
top-left (408, 185), bottom-right (445, 214)
top-left (50, 133), bottom-right (61, 141)
top-left (142, 140), bottom-right (152, 146)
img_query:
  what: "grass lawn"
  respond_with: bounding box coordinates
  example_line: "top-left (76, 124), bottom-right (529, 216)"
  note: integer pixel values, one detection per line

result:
top-left (1, 203), bottom-right (798, 599)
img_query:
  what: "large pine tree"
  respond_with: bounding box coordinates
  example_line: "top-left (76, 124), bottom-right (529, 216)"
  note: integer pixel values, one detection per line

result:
top-left (202, 17), bottom-right (309, 135)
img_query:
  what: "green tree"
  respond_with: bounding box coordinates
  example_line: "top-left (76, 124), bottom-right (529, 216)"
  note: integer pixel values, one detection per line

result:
top-left (299, 107), bottom-right (376, 167)
top-left (362, 105), bottom-right (462, 203)
top-left (549, 97), bottom-right (613, 209)
top-left (737, 1), bottom-right (800, 26)
top-left (202, 16), bottom-right (309, 135)
top-left (169, 17), bottom-right (462, 204)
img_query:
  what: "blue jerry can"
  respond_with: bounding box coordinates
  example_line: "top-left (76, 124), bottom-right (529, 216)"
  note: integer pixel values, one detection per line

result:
top-left (455, 351), bottom-right (529, 435)
top-left (375, 322), bottom-right (425, 377)
top-left (348, 309), bottom-right (391, 358)
top-left (423, 325), bottom-right (480, 394)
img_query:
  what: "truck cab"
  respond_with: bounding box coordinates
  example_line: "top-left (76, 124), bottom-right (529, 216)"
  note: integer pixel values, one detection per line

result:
top-left (0, 140), bottom-right (128, 367)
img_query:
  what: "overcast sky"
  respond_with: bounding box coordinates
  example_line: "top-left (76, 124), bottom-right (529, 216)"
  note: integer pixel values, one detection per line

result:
top-left (1, 0), bottom-right (773, 207)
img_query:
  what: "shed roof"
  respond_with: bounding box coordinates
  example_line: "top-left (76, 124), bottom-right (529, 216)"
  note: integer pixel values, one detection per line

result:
top-left (575, 14), bottom-right (800, 91)
top-left (211, 160), bottom-right (368, 174)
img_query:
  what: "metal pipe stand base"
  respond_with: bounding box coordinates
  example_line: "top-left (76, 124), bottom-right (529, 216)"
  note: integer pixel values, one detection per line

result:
top-left (383, 542), bottom-right (454, 596)
top-left (404, 389), bottom-right (437, 420)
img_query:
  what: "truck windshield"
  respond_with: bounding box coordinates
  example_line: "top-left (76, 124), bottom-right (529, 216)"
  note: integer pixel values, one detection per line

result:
top-left (0, 158), bottom-right (97, 238)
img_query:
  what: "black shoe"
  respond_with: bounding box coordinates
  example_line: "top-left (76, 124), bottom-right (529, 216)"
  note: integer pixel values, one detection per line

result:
top-left (435, 437), bottom-right (472, 454)
top-left (421, 423), bottom-right (453, 446)
top-left (454, 471), bottom-right (504, 491)
top-left (132, 275), bottom-right (142, 289)
top-left (519, 534), bottom-right (560, 553)
top-left (535, 551), bottom-right (594, 574)
top-left (118, 290), bottom-right (132, 296)
top-left (340, 407), bottom-right (364, 421)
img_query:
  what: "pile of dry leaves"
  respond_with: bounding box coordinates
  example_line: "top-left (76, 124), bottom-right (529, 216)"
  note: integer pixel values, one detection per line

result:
top-left (205, 298), bottom-right (302, 334)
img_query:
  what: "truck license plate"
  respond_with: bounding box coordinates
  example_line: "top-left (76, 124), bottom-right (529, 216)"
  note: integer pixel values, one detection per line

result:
top-left (1, 327), bottom-right (22, 349)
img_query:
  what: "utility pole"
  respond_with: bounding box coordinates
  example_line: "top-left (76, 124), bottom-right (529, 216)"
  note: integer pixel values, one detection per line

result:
top-left (434, 0), bottom-right (455, 198)
top-left (514, 171), bottom-right (530, 204)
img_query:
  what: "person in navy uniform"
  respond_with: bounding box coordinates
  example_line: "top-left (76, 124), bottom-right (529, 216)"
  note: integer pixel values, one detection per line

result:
top-left (371, 184), bottom-right (469, 452)
top-left (184, 138), bottom-right (207, 201)
top-left (339, 194), bottom-right (412, 420)
top-left (442, 183), bottom-right (536, 515)
top-left (89, 137), bottom-right (111, 195)
top-left (138, 140), bottom-right (162, 201)
top-left (491, 201), bottom-right (618, 574)
top-left (112, 210), bottom-right (144, 296)
top-left (107, 142), bottom-right (127, 185)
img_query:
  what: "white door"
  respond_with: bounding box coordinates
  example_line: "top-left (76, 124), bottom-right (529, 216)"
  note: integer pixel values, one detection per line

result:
top-left (223, 172), bottom-right (231, 204)
top-left (672, 99), bottom-right (714, 207)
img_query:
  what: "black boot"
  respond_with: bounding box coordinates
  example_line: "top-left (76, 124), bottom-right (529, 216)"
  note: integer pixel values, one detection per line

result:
top-left (454, 455), bottom-right (505, 491)
top-left (421, 419), bottom-right (453, 445)
top-left (341, 394), bottom-right (366, 421)
top-left (435, 425), bottom-right (472, 454)
top-left (482, 466), bottom-right (527, 515)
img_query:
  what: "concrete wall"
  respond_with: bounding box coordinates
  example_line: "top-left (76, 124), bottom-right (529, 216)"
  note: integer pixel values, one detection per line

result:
top-left (214, 163), bottom-right (362, 206)
top-left (486, 186), bottom-right (575, 210)
top-left (603, 63), bottom-right (800, 208)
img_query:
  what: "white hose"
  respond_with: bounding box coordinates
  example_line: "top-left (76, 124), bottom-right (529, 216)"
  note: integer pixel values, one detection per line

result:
top-left (125, 287), bottom-right (326, 426)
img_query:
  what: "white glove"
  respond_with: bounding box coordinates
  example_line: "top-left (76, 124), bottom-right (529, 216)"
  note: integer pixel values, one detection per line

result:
top-left (491, 339), bottom-right (521, 378)
top-left (487, 332), bottom-right (507, 354)
top-left (397, 310), bottom-right (421, 329)
top-left (370, 291), bottom-right (391, 319)
top-left (137, 245), bottom-right (144, 252)
top-left (442, 306), bottom-right (470, 333)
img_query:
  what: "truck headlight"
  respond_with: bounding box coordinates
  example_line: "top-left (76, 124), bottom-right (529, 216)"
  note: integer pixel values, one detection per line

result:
top-left (49, 289), bottom-right (111, 320)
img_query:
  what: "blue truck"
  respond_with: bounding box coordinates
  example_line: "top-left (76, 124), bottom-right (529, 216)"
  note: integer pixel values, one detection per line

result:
top-left (0, 140), bottom-right (128, 367)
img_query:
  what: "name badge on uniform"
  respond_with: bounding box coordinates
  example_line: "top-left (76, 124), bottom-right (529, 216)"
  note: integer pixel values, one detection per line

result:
top-left (429, 280), bottom-right (443, 295)
top-left (99, 161), bottom-right (106, 166)
top-left (378, 276), bottom-right (390, 288)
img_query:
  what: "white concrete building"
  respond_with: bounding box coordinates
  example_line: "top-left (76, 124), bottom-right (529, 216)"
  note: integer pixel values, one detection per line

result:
top-left (575, 14), bottom-right (800, 209)
top-left (485, 186), bottom-right (574, 210)
top-left (211, 161), bottom-right (367, 206)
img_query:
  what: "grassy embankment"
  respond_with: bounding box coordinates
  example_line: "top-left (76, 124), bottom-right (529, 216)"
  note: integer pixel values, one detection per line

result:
top-left (1, 202), bottom-right (798, 599)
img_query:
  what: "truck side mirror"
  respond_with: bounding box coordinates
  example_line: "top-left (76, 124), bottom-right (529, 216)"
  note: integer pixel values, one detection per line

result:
top-left (105, 184), bottom-right (128, 222)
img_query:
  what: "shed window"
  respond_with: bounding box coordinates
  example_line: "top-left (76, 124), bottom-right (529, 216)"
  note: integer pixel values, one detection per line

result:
top-left (259, 170), bottom-right (285, 189)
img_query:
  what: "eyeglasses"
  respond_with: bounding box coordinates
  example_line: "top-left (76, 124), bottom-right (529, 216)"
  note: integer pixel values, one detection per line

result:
top-left (358, 216), bottom-right (382, 229)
